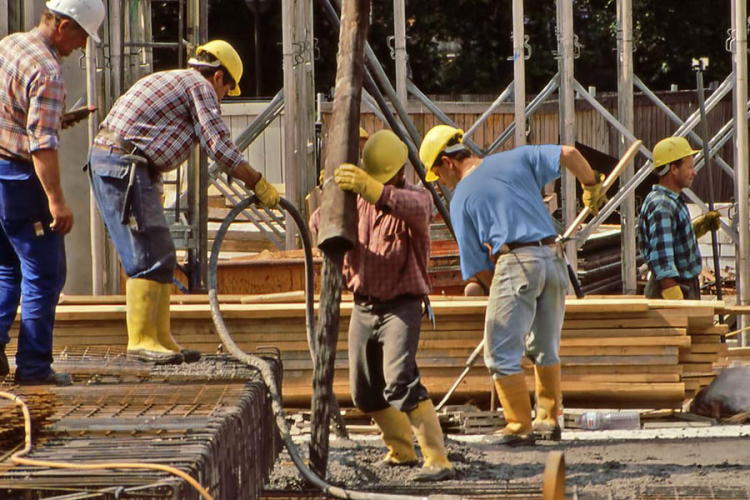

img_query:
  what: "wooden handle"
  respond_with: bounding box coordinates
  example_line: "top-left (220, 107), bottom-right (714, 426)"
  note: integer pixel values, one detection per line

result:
top-left (562, 139), bottom-right (643, 240)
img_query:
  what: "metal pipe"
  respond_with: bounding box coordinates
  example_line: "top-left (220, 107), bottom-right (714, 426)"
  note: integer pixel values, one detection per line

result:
top-left (512, 0), bottom-right (527, 147)
top-left (86, 37), bottom-right (104, 295)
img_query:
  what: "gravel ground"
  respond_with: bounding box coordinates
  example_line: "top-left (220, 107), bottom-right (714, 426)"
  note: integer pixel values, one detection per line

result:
top-left (265, 431), bottom-right (750, 498)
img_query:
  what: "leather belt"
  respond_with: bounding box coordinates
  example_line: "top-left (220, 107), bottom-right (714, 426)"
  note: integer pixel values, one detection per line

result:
top-left (494, 235), bottom-right (557, 259)
top-left (95, 129), bottom-right (148, 160)
top-left (353, 293), bottom-right (423, 307)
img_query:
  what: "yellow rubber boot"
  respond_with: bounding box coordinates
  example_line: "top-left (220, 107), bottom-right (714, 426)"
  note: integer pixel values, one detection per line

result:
top-left (369, 406), bottom-right (418, 466)
top-left (126, 278), bottom-right (183, 365)
top-left (493, 372), bottom-right (535, 446)
top-left (407, 399), bottom-right (455, 482)
top-left (533, 364), bottom-right (562, 441)
top-left (156, 284), bottom-right (201, 363)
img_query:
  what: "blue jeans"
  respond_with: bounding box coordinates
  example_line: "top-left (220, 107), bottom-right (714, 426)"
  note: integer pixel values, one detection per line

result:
top-left (0, 159), bottom-right (66, 380)
top-left (483, 245), bottom-right (566, 377)
top-left (88, 146), bottom-right (175, 284)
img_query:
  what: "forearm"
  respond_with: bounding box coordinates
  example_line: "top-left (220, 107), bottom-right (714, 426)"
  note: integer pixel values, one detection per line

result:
top-left (378, 185), bottom-right (432, 229)
top-left (560, 146), bottom-right (597, 185)
top-left (232, 162), bottom-right (263, 188)
top-left (31, 149), bottom-right (65, 204)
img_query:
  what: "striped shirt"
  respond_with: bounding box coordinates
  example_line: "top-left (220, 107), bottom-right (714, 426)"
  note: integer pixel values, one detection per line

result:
top-left (98, 69), bottom-right (244, 173)
top-left (0, 28), bottom-right (65, 162)
top-left (638, 185), bottom-right (702, 281)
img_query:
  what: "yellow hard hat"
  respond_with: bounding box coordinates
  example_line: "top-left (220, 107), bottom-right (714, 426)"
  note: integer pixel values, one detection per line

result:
top-left (419, 125), bottom-right (465, 182)
top-left (359, 127), bottom-right (369, 140)
top-left (195, 40), bottom-right (243, 96)
top-left (653, 137), bottom-right (700, 173)
top-left (362, 130), bottom-right (409, 183)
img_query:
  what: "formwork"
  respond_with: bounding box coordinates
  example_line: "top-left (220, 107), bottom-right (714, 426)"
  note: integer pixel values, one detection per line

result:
top-left (0, 352), bottom-right (283, 499)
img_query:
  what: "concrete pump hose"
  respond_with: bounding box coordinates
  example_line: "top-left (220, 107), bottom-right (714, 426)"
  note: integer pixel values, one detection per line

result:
top-left (208, 195), bottom-right (425, 500)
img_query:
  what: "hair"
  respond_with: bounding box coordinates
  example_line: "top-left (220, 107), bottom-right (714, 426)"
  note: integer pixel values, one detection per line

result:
top-left (434, 136), bottom-right (471, 167)
top-left (193, 51), bottom-right (234, 88)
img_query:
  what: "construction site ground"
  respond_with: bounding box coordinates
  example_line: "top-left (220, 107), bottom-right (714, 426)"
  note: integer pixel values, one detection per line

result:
top-left (266, 426), bottom-right (750, 499)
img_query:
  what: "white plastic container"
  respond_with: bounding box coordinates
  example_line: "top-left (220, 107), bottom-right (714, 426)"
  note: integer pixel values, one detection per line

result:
top-left (577, 411), bottom-right (641, 430)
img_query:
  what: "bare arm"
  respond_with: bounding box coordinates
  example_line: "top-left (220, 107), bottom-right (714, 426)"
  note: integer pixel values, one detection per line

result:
top-left (231, 161), bottom-right (262, 189)
top-left (560, 145), bottom-right (597, 186)
top-left (31, 149), bottom-right (73, 235)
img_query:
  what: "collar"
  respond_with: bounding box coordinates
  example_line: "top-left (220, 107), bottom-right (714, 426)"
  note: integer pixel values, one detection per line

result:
top-left (32, 27), bottom-right (61, 62)
top-left (652, 184), bottom-right (684, 203)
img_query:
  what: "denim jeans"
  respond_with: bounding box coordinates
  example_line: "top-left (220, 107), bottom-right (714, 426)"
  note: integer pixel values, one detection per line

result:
top-left (0, 159), bottom-right (66, 380)
top-left (88, 146), bottom-right (175, 284)
top-left (347, 295), bottom-right (430, 413)
top-left (483, 245), bottom-right (566, 377)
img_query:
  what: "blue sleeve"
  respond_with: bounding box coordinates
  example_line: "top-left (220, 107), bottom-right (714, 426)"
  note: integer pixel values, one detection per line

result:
top-left (453, 198), bottom-right (494, 280)
top-left (522, 145), bottom-right (562, 190)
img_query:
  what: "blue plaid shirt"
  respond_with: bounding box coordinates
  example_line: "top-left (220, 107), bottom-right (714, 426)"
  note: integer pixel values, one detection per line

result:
top-left (638, 185), bottom-right (702, 281)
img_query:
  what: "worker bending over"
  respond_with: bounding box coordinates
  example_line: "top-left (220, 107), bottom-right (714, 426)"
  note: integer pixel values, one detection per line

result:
top-left (638, 137), bottom-right (719, 300)
top-left (88, 40), bottom-right (279, 365)
top-left (312, 130), bottom-right (453, 482)
top-left (0, 0), bottom-right (105, 385)
top-left (419, 126), bottom-right (605, 446)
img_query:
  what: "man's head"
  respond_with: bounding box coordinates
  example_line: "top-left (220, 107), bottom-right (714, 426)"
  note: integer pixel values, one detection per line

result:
top-left (362, 129), bottom-right (408, 187)
top-left (188, 40), bottom-right (243, 99)
top-left (42, 0), bottom-right (105, 55)
top-left (653, 137), bottom-right (700, 192)
top-left (419, 125), bottom-right (472, 189)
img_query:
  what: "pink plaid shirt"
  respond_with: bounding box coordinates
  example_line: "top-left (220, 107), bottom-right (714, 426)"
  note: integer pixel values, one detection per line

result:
top-left (312, 181), bottom-right (433, 300)
top-left (0, 28), bottom-right (65, 161)
top-left (99, 69), bottom-right (245, 173)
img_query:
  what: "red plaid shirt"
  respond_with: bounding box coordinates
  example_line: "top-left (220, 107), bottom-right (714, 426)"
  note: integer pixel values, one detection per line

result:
top-left (0, 28), bottom-right (65, 161)
top-left (98, 69), bottom-right (245, 173)
top-left (312, 182), bottom-right (433, 300)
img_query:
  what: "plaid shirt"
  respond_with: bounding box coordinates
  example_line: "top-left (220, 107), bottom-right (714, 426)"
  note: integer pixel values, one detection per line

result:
top-left (638, 185), bottom-right (702, 281)
top-left (0, 28), bottom-right (65, 162)
top-left (99, 69), bottom-right (244, 173)
top-left (311, 182), bottom-right (433, 300)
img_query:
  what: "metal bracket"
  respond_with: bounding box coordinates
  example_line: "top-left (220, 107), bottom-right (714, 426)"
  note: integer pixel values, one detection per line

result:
top-left (507, 34), bottom-right (532, 61)
top-left (552, 30), bottom-right (581, 60)
top-left (386, 35), bottom-right (411, 62)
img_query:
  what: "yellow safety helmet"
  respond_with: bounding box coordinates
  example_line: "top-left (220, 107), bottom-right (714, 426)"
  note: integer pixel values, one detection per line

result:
top-left (362, 130), bottom-right (409, 183)
top-left (194, 40), bottom-right (244, 97)
top-left (653, 137), bottom-right (700, 175)
top-left (419, 125), bottom-right (465, 182)
top-left (359, 127), bottom-right (369, 140)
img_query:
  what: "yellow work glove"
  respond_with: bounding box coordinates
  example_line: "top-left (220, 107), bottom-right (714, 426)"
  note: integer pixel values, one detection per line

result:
top-left (334, 163), bottom-right (384, 204)
top-left (693, 210), bottom-right (721, 239)
top-left (251, 175), bottom-right (280, 208)
top-left (661, 285), bottom-right (684, 300)
top-left (581, 170), bottom-right (607, 216)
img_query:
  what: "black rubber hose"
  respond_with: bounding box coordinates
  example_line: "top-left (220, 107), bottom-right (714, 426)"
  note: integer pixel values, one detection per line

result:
top-left (208, 196), bottom-right (423, 500)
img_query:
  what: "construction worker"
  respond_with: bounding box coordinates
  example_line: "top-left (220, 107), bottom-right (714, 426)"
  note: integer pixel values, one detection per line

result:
top-left (88, 40), bottom-right (279, 365)
top-left (638, 137), bottom-right (720, 300)
top-left (419, 125), bottom-right (606, 446)
top-left (311, 130), bottom-right (454, 482)
top-left (0, 0), bottom-right (105, 386)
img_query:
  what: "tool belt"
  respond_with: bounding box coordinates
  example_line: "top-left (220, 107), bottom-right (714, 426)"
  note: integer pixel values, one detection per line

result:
top-left (95, 129), bottom-right (147, 157)
top-left (494, 235), bottom-right (557, 259)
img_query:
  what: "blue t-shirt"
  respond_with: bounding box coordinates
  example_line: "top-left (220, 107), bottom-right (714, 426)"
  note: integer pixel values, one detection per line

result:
top-left (451, 145), bottom-right (562, 280)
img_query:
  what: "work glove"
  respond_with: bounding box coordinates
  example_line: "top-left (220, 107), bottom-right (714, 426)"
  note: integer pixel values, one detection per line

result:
top-left (693, 210), bottom-right (721, 239)
top-left (581, 170), bottom-right (607, 216)
top-left (334, 163), bottom-right (384, 204)
top-left (251, 175), bottom-right (280, 208)
top-left (661, 285), bottom-right (684, 300)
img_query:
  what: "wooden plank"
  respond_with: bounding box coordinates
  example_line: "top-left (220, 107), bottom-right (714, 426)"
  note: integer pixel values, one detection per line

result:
top-left (679, 353), bottom-right (722, 363)
top-left (685, 343), bottom-right (728, 354)
top-left (560, 336), bottom-right (690, 347)
top-left (562, 316), bottom-right (688, 329)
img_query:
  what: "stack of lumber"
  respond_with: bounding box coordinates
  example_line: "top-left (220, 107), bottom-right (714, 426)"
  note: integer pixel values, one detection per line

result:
top-left (5, 296), bottom-right (725, 409)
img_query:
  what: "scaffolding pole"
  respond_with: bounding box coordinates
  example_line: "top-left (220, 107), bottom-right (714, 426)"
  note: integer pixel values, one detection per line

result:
top-left (512, 0), bottom-right (526, 147)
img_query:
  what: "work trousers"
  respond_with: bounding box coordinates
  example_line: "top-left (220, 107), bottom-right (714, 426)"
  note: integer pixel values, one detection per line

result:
top-left (88, 146), bottom-right (175, 284)
top-left (348, 294), bottom-right (429, 413)
top-left (484, 245), bottom-right (566, 377)
top-left (0, 159), bottom-right (66, 380)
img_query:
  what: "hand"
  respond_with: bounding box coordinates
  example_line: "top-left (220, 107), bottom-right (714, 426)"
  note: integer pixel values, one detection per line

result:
top-left (49, 200), bottom-right (74, 235)
top-left (334, 163), bottom-right (384, 204)
top-left (693, 210), bottom-right (721, 238)
top-left (251, 175), bottom-right (280, 208)
top-left (581, 170), bottom-right (607, 216)
top-left (661, 285), bottom-right (684, 300)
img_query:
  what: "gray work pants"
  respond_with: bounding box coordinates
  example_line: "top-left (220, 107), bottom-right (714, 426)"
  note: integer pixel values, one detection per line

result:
top-left (348, 294), bottom-right (429, 413)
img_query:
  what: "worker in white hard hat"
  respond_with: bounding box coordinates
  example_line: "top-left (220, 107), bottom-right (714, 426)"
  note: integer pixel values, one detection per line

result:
top-left (87, 40), bottom-right (279, 366)
top-left (419, 125), bottom-right (605, 446)
top-left (0, 0), bottom-right (105, 386)
top-left (638, 136), bottom-right (720, 300)
top-left (310, 130), bottom-right (454, 482)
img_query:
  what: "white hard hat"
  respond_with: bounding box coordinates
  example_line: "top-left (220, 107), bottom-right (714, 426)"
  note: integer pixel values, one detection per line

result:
top-left (46, 0), bottom-right (105, 43)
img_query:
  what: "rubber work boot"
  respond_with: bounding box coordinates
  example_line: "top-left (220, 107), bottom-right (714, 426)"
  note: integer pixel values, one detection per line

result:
top-left (15, 370), bottom-right (72, 386)
top-left (156, 283), bottom-right (201, 363)
top-left (369, 406), bottom-right (418, 466)
top-left (532, 363), bottom-right (562, 441)
top-left (407, 399), bottom-right (455, 482)
top-left (0, 344), bottom-right (8, 377)
top-left (126, 278), bottom-right (183, 365)
top-left (493, 373), bottom-right (535, 447)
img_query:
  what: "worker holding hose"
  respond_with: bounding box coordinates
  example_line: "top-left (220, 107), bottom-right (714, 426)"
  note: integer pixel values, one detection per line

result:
top-left (88, 40), bottom-right (279, 365)
top-left (638, 136), bottom-right (719, 300)
top-left (419, 125), bottom-right (604, 446)
top-left (311, 129), bottom-right (454, 482)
